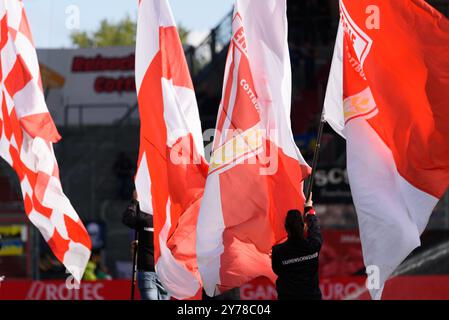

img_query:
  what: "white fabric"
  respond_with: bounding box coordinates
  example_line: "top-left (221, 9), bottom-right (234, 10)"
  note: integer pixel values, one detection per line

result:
top-left (135, 0), bottom-right (162, 93)
top-left (323, 23), bottom-right (345, 138)
top-left (239, 0), bottom-right (306, 163)
top-left (162, 79), bottom-right (204, 156)
top-left (346, 118), bottom-right (438, 299)
top-left (196, 173), bottom-right (225, 296)
top-left (135, 152), bottom-right (153, 214)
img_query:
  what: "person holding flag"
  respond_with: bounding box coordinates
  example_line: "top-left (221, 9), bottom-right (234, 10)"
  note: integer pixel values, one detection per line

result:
top-left (272, 195), bottom-right (322, 300)
top-left (122, 191), bottom-right (169, 300)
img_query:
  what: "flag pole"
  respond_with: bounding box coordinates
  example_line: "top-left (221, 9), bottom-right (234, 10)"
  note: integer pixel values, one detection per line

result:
top-left (306, 113), bottom-right (326, 201)
top-left (131, 230), bottom-right (138, 300)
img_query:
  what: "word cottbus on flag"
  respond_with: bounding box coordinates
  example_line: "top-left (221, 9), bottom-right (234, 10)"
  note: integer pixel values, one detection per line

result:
top-left (324, 0), bottom-right (449, 299)
top-left (0, 0), bottom-right (91, 281)
top-left (135, 0), bottom-right (208, 299)
top-left (196, 0), bottom-right (311, 296)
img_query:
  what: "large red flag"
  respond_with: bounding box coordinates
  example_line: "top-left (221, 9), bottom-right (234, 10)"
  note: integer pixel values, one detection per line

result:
top-left (196, 0), bottom-right (311, 296)
top-left (325, 0), bottom-right (449, 299)
top-left (135, 0), bottom-right (208, 299)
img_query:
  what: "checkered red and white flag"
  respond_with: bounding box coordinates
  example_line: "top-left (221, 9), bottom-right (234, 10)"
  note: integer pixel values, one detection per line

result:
top-left (0, 0), bottom-right (91, 282)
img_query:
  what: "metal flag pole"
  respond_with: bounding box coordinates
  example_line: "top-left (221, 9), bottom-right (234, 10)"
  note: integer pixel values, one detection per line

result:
top-left (306, 113), bottom-right (327, 202)
top-left (131, 230), bottom-right (138, 300)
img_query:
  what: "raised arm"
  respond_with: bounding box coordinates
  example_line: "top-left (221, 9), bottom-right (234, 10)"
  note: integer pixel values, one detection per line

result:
top-left (304, 206), bottom-right (322, 252)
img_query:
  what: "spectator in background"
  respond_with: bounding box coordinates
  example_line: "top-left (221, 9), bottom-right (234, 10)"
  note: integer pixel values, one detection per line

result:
top-left (86, 222), bottom-right (105, 250)
top-left (122, 191), bottom-right (170, 300)
top-left (272, 195), bottom-right (323, 300)
top-left (83, 259), bottom-right (97, 281)
top-left (113, 151), bottom-right (134, 200)
top-left (82, 250), bottom-right (112, 281)
top-left (39, 252), bottom-right (65, 279)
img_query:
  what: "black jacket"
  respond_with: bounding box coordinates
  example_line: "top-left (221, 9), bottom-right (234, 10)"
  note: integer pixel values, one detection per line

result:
top-left (122, 201), bottom-right (155, 272)
top-left (271, 209), bottom-right (322, 300)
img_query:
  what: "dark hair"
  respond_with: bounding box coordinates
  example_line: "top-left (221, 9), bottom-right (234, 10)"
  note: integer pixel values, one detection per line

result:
top-left (285, 209), bottom-right (304, 240)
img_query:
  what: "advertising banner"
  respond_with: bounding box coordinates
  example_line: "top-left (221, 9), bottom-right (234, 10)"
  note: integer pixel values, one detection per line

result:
top-left (2, 277), bottom-right (449, 300)
top-left (0, 280), bottom-right (139, 300)
top-left (313, 166), bottom-right (352, 203)
top-left (37, 47), bottom-right (138, 126)
top-left (240, 276), bottom-right (449, 300)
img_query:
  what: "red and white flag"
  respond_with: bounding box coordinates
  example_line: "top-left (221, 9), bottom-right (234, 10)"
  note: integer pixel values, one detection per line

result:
top-left (0, 0), bottom-right (91, 281)
top-left (135, 0), bottom-right (208, 299)
top-left (324, 0), bottom-right (449, 299)
top-left (196, 0), bottom-right (311, 296)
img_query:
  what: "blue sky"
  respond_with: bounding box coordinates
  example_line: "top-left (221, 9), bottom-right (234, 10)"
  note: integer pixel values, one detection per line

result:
top-left (23, 0), bottom-right (234, 48)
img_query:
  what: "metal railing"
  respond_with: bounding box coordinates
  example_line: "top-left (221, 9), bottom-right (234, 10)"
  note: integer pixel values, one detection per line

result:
top-left (64, 103), bottom-right (134, 127)
top-left (185, 10), bottom-right (233, 77)
top-left (115, 102), bottom-right (139, 126)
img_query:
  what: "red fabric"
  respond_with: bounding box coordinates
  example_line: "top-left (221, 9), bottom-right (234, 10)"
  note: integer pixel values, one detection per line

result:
top-left (137, 25), bottom-right (208, 260)
top-left (210, 12), bottom-right (311, 292)
top-left (306, 208), bottom-right (316, 216)
top-left (136, 25), bottom-right (207, 299)
top-left (343, 0), bottom-right (449, 198)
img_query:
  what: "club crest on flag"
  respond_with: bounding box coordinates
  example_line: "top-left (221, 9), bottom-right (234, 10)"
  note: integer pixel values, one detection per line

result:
top-left (343, 87), bottom-right (378, 124)
top-left (208, 127), bottom-right (264, 174)
top-left (340, 1), bottom-right (373, 72)
top-left (232, 13), bottom-right (248, 57)
top-left (340, 1), bottom-right (377, 126)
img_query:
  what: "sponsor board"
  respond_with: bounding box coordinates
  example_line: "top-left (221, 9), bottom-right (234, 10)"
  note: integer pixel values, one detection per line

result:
top-left (2, 277), bottom-right (449, 300)
top-left (37, 47), bottom-right (138, 126)
top-left (0, 280), bottom-right (139, 300)
top-left (241, 276), bottom-right (449, 300)
top-left (319, 230), bottom-right (364, 278)
top-left (0, 225), bottom-right (27, 256)
top-left (313, 167), bottom-right (352, 203)
top-left (240, 277), bottom-right (278, 300)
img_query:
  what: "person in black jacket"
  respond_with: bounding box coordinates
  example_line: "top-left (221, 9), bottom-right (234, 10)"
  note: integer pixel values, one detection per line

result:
top-left (271, 196), bottom-right (322, 300)
top-left (122, 191), bottom-right (169, 300)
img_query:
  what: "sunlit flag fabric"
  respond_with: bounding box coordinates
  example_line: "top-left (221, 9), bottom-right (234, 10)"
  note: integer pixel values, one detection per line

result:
top-left (196, 0), bottom-right (311, 296)
top-left (324, 0), bottom-right (449, 299)
top-left (135, 0), bottom-right (208, 299)
top-left (0, 0), bottom-right (91, 282)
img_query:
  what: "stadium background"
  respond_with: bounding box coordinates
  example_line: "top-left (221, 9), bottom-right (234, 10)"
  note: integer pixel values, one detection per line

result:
top-left (1, 0), bottom-right (449, 300)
